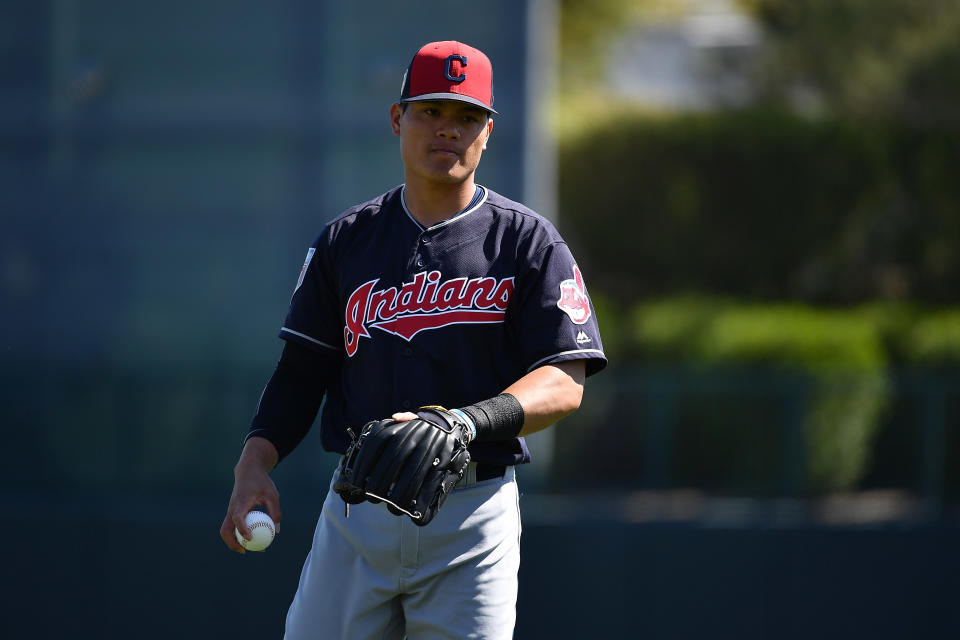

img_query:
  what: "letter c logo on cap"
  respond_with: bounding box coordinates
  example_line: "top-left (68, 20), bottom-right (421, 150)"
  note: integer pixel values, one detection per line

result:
top-left (444, 54), bottom-right (467, 83)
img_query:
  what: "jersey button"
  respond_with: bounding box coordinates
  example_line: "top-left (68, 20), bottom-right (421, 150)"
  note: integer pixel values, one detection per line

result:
top-left (401, 400), bottom-right (411, 410)
top-left (415, 258), bottom-right (425, 268)
top-left (402, 347), bottom-right (413, 357)
top-left (420, 236), bottom-right (431, 245)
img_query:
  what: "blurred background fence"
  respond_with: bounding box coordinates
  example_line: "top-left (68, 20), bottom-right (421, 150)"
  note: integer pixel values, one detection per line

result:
top-left (3, 0), bottom-right (960, 638)
top-left (3, 364), bottom-right (958, 502)
top-left (2, 362), bottom-right (958, 638)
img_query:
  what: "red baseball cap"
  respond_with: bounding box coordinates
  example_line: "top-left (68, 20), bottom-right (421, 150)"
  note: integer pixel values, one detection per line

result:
top-left (399, 41), bottom-right (497, 115)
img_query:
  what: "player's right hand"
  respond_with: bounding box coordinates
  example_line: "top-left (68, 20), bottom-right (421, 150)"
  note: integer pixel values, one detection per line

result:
top-left (220, 438), bottom-right (282, 554)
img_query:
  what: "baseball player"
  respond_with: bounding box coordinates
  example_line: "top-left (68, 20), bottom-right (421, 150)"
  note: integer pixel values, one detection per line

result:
top-left (220, 40), bottom-right (606, 639)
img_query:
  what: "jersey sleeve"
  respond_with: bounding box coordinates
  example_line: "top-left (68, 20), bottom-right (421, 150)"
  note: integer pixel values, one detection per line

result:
top-left (511, 241), bottom-right (607, 376)
top-left (279, 228), bottom-right (343, 354)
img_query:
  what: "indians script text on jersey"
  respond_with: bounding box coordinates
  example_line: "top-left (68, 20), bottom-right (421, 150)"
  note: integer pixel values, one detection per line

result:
top-left (278, 185), bottom-right (606, 465)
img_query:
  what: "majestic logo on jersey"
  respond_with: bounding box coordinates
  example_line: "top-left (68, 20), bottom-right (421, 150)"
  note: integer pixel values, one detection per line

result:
top-left (343, 270), bottom-right (514, 357)
top-left (557, 265), bottom-right (591, 325)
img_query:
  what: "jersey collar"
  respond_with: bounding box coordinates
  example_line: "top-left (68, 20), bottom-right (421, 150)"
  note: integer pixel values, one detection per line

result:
top-left (400, 185), bottom-right (488, 232)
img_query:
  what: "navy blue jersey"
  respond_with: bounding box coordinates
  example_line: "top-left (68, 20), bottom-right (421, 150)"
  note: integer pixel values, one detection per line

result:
top-left (280, 185), bottom-right (606, 466)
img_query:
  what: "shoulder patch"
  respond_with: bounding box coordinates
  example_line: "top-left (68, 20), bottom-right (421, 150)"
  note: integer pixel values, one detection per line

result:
top-left (557, 265), bottom-right (592, 325)
top-left (292, 248), bottom-right (316, 297)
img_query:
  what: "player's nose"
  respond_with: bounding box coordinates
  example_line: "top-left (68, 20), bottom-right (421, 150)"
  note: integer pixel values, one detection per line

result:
top-left (436, 121), bottom-right (460, 139)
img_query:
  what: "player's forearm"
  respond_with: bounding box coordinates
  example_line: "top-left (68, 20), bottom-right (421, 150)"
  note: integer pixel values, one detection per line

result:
top-left (504, 360), bottom-right (585, 436)
top-left (245, 340), bottom-right (338, 463)
top-left (395, 361), bottom-right (585, 441)
top-left (236, 436), bottom-right (280, 473)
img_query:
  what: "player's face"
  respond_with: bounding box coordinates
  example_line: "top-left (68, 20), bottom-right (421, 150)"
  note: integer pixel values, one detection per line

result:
top-left (391, 100), bottom-right (493, 186)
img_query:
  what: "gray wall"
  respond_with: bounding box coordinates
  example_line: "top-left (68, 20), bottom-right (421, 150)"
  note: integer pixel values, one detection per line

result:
top-left (2, 1), bottom-right (528, 372)
top-left (2, 0), bottom-right (530, 491)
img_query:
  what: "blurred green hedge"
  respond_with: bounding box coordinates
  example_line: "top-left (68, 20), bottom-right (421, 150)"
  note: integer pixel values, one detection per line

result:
top-left (559, 108), bottom-right (960, 304)
top-left (629, 297), bottom-right (889, 492)
top-left (905, 310), bottom-right (960, 366)
top-left (558, 295), bottom-right (960, 495)
top-left (555, 107), bottom-right (960, 494)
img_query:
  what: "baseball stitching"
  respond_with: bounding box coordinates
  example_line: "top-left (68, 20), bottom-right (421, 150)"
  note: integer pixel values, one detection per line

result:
top-left (240, 515), bottom-right (275, 546)
top-left (248, 520), bottom-right (275, 536)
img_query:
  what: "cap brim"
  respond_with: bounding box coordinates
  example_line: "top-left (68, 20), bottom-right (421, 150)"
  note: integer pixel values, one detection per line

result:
top-left (401, 93), bottom-right (497, 115)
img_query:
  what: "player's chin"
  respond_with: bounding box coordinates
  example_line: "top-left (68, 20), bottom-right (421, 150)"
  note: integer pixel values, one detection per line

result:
top-left (422, 168), bottom-right (472, 185)
top-left (425, 154), bottom-right (477, 174)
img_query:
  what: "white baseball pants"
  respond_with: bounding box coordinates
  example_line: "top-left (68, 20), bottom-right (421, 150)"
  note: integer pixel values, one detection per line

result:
top-left (284, 464), bottom-right (521, 640)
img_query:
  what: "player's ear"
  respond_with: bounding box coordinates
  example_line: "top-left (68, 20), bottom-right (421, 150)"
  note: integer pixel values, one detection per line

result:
top-left (390, 103), bottom-right (404, 136)
top-left (482, 117), bottom-right (493, 150)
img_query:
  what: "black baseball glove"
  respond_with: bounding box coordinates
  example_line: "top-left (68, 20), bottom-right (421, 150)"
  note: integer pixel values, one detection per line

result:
top-left (333, 406), bottom-right (472, 526)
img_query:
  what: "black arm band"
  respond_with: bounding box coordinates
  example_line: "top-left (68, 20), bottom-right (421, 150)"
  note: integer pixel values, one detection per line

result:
top-left (458, 393), bottom-right (525, 442)
top-left (244, 340), bottom-right (341, 463)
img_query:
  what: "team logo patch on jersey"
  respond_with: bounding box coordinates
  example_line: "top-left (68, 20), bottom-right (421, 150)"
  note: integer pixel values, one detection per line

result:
top-left (343, 270), bottom-right (514, 357)
top-left (292, 248), bottom-right (316, 298)
top-left (557, 265), bottom-right (592, 325)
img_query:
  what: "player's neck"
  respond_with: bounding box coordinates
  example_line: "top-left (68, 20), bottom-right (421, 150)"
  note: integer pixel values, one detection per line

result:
top-left (402, 177), bottom-right (478, 228)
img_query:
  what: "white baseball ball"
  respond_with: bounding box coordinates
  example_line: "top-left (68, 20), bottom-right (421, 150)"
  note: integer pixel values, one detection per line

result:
top-left (235, 511), bottom-right (276, 552)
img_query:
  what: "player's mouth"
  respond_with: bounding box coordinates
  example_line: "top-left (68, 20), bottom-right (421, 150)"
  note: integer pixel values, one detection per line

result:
top-left (430, 146), bottom-right (461, 158)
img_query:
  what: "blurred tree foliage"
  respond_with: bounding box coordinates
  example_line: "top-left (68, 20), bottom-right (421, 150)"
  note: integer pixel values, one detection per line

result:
top-left (558, 0), bottom-right (633, 86)
top-left (552, 1), bottom-right (960, 498)
top-left (560, 109), bottom-right (960, 304)
top-left (558, 0), bottom-right (960, 124)
top-left (555, 2), bottom-right (960, 304)
top-left (558, 0), bottom-right (684, 88)
top-left (740, 0), bottom-right (960, 127)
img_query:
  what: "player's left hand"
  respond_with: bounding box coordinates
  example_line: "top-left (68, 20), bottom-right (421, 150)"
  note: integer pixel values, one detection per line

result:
top-left (333, 407), bottom-right (472, 526)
